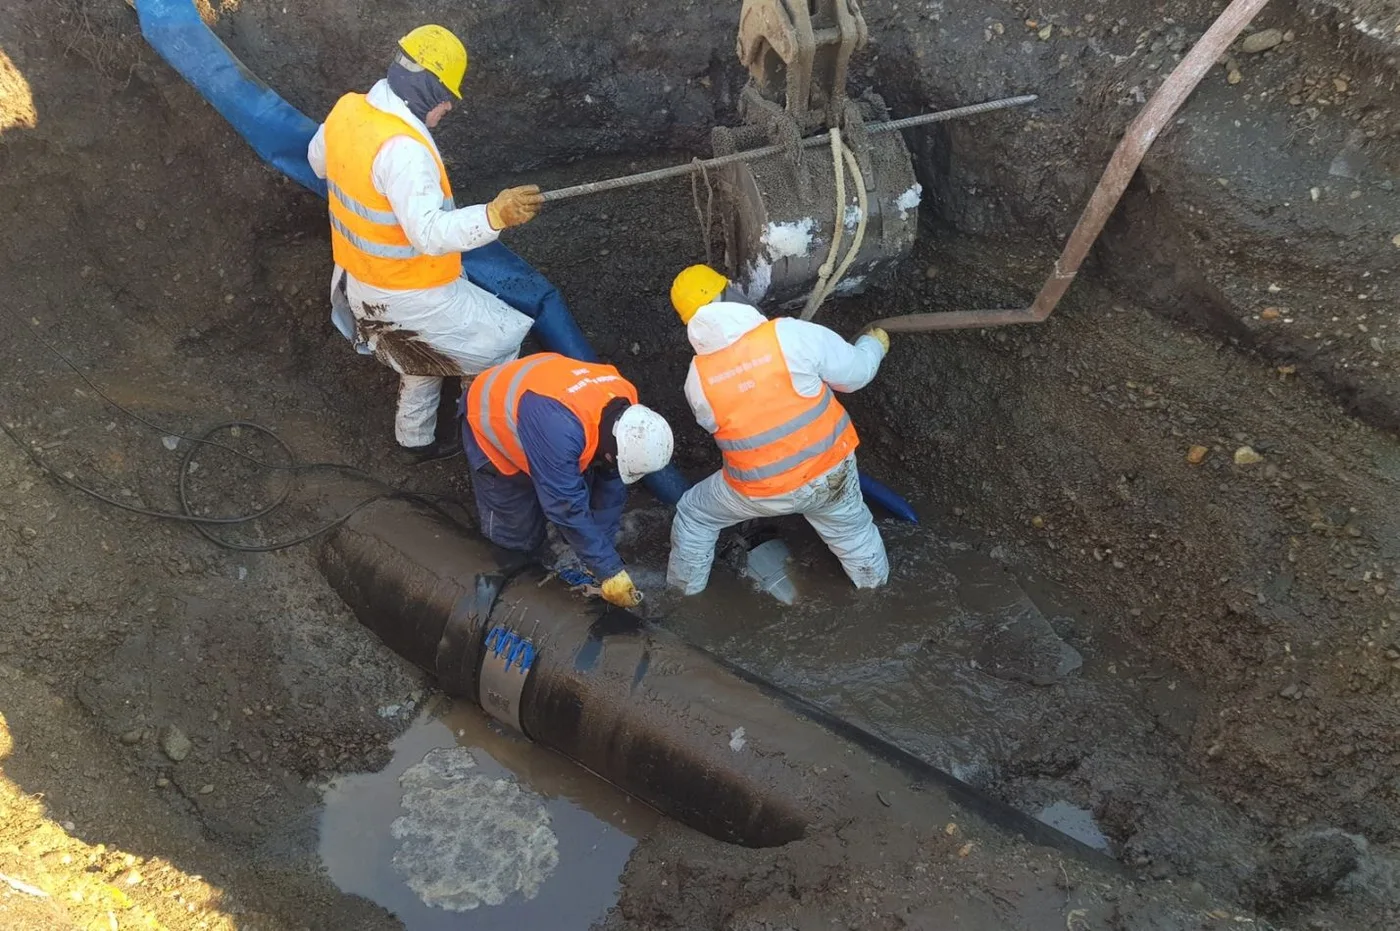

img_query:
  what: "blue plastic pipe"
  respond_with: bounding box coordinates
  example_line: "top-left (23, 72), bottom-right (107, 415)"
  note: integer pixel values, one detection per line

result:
top-left (133, 0), bottom-right (914, 521)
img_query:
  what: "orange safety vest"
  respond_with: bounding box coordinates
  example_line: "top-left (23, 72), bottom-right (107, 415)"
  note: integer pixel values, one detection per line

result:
top-left (467, 353), bottom-right (639, 476)
top-left (695, 319), bottom-right (858, 498)
top-left (322, 93), bottom-right (462, 290)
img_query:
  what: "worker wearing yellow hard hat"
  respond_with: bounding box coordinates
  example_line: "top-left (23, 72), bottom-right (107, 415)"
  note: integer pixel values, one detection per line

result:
top-left (665, 264), bottom-right (892, 595)
top-left (397, 24), bottom-right (468, 100)
top-left (670, 263), bottom-right (730, 324)
top-left (308, 25), bottom-right (546, 463)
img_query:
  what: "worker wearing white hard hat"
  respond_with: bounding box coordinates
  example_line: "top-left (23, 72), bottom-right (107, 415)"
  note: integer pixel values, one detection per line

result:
top-left (665, 264), bottom-right (892, 594)
top-left (308, 24), bottom-right (547, 462)
top-left (464, 353), bottom-right (674, 608)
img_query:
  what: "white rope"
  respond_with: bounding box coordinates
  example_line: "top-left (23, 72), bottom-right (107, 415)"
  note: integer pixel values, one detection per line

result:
top-left (801, 129), bottom-right (869, 321)
top-left (824, 141), bottom-right (869, 306)
top-left (801, 128), bottom-right (846, 320)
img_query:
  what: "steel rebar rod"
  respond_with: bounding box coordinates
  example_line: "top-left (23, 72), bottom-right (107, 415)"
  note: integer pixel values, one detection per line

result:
top-left (539, 94), bottom-right (1039, 203)
top-left (867, 0), bottom-right (1272, 333)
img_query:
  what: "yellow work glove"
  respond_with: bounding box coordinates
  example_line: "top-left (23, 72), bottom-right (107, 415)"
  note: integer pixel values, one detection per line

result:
top-left (486, 185), bottom-right (544, 230)
top-left (600, 569), bottom-right (642, 608)
top-left (861, 326), bottom-right (890, 356)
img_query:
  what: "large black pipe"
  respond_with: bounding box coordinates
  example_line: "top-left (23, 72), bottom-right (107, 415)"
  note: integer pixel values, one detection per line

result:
top-left (319, 500), bottom-right (1119, 866)
top-left (319, 499), bottom-right (823, 847)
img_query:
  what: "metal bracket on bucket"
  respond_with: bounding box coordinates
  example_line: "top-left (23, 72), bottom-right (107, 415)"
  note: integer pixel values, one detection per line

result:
top-left (737, 0), bottom-right (867, 124)
top-left (478, 624), bottom-right (537, 734)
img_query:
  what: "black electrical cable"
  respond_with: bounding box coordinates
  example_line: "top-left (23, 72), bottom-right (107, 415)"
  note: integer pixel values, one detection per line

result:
top-left (0, 316), bottom-right (477, 551)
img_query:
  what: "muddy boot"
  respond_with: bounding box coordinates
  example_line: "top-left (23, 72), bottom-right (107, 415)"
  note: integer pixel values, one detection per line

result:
top-left (394, 436), bottom-right (462, 466)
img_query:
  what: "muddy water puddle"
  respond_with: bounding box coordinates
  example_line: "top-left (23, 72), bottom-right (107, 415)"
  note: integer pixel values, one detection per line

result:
top-left (637, 514), bottom-right (1196, 853)
top-left (318, 701), bottom-right (657, 930)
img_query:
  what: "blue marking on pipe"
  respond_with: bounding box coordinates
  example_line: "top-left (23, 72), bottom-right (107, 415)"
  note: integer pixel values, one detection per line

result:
top-left (499, 632), bottom-right (521, 660)
top-left (556, 566), bottom-right (598, 588)
top-left (506, 637), bottom-right (527, 670)
top-left (132, 0), bottom-right (915, 521)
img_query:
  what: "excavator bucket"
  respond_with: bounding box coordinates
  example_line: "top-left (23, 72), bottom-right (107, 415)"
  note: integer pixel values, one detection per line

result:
top-left (711, 0), bottom-right (921, 309)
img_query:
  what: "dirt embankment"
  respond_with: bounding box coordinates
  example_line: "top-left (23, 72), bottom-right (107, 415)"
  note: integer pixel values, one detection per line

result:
top-left (1, 0), bottom-right (1399, 929)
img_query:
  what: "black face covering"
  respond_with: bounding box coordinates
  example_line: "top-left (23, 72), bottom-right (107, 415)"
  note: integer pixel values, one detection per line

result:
top-left (386, 53), bottom-right (454, 123)
top-left (719, 282), bottom-right (748, 305)
top-left (594, 398), bottom-right (630, 470)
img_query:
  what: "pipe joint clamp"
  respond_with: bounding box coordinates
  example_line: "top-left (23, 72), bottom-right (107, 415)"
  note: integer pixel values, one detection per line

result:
top-left (478, 625), bottom-right (537, 733)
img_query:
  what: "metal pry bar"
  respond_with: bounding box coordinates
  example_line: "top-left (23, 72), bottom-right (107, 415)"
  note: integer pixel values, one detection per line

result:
top-left (539, 94), bottom-right (1038, 204)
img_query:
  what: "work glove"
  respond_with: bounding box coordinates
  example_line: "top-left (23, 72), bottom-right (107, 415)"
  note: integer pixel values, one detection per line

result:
top-left (860, 326), bottom-right (890, 356)
top-left (600, 569), bottom-right (643, 608)
top-left (486, 185), bottom-right (544, 230)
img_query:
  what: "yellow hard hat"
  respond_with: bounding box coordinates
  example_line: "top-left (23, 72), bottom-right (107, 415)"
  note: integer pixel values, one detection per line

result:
top-left (671, 264), bottom-right (729, 324)
top-left (398, 25), bottom-right (468, 99)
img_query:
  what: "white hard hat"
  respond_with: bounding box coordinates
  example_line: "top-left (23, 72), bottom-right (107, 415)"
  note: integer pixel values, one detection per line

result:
top-left (613, 404), bottom-right (674, 485)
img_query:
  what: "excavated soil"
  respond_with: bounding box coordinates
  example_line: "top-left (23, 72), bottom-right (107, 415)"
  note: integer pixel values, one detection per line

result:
top-left (2, 0), bottom-right (1399, 929)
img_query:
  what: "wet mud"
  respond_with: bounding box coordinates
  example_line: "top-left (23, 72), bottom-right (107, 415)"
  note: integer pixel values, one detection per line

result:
top-left (1, 0), bottom-right (1399, 928)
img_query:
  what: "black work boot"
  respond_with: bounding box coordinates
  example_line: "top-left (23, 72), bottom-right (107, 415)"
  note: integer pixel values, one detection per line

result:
top-left (394, 436), bottom-right (462, 466)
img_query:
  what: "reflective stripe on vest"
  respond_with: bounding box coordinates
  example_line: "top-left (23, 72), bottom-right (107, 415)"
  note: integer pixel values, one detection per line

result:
top-left (321, 93), bottom-right (462, 290)
top-left (722, 402), bottom-right (854, 483)
top-left (472, 355), bottom-right (552, 471)
top-left (329, 179), bottom-right (454, 226)
top-left (467, 353), bottom-right (639, 476)
top-left (695, 319), bottom-right (858, 498)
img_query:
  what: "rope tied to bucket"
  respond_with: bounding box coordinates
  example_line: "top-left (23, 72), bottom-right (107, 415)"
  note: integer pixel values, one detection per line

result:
top-left (800, 127), bottom-right (868, 321)
top-left (690, 156), bottom-right (716, 267)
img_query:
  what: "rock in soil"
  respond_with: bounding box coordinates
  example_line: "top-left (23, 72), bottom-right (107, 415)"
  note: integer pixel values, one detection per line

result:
top-left (1234, 446), bottom-right (1264, 465)
top-left (1240, 28), bottom-right (1284, 54)
top-left (1248, 829), bottom-right (1363, 907)
top-left (160, 725), bottom-right (192, 763)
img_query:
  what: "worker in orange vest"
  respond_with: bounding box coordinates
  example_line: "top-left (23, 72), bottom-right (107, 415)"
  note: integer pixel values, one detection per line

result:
top-left (665, 265), bottom-right (892, 594)
top-left (308, 25), bottom-right (546, 463)
top-left (465, 353), bottom-right (675, 608)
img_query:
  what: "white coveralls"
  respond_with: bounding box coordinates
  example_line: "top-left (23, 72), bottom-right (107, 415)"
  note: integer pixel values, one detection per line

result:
top-left (667, 301), bottom-right (890, 593)
top-left (308, 79), bottom-right (533, 448)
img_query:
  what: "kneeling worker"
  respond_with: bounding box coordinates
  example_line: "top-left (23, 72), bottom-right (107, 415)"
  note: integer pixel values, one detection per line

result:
top-left (666, 265), bottom-right (892, 595)
top-left (465, 353), bottom-right (674, 608)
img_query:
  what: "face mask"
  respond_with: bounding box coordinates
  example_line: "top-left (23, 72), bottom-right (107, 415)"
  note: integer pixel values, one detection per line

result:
top-left (386, 53), bottom-right (453, 123)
